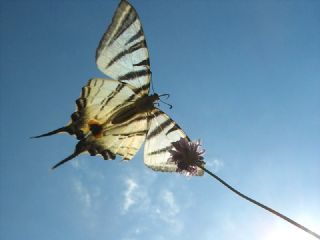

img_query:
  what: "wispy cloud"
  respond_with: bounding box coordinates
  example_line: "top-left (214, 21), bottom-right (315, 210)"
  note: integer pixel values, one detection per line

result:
top-left (123, 178), bottom-right (138, 212)
top-left (70, 159), bottom-right (106, 223)
top-left (73, 178), bottom-right (92, 209)
top-left (155, 189), bottom-right (183, 233)
top-left (122, 175), bottom-right (184, 218)
top-left (70, 159), bottom-right (80, 169)
top-left (69, 165), bottom-right (113, 231)
top-left (206, 158), bottom-right (224, 172)
top-left (71, 158), bottom-right (106, 180)
top-left (162, 190), bottom-right (180, 216)
top-left (120, 176), bottom-right (186, 237)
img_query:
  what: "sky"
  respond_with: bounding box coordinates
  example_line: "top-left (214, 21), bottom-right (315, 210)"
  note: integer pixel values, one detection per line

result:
top-left (0, 0), bottom-right (319, 239)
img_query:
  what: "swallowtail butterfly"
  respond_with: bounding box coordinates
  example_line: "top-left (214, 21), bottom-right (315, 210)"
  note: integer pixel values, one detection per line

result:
top-left (34, 0), bottom-right (203, 175)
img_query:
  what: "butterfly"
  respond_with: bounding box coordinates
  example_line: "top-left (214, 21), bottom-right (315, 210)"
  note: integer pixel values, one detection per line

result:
top-left (33, 0), bottom-right (203, 175)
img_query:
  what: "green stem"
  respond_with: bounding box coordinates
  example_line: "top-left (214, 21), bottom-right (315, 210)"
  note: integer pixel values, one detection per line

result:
top-left (197, 164), bottom-right (320, 239)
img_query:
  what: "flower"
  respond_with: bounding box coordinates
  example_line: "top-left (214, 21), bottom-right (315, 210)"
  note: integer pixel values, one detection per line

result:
top-left (168, 138), bottom-right (205, 176)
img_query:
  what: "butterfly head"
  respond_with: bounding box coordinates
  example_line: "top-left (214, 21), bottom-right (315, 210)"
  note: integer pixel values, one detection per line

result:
top-left (150, 93), bottom-right (160, 102)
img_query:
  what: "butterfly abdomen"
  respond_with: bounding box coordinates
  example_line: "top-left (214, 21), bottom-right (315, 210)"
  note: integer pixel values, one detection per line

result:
top-left (111, 94), bottom-right (159, 124)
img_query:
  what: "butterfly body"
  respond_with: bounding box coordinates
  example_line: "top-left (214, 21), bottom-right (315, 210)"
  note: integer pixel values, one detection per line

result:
top-left (112, 93), bottom-right (159, 124)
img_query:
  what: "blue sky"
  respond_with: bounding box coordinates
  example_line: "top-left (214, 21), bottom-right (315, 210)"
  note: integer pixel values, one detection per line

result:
top-left (1, 0), bottom-right (319, 239)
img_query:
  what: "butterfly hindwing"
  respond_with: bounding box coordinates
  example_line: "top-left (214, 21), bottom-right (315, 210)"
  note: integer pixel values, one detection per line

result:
top-left (69, 78), bottom-right (140, 139)
top-left (144, 109), bottom-right (204, 176)
top-left (83, 111), bottom-right (149, 160)
top-left (96, 0), bottom-right (151, 94)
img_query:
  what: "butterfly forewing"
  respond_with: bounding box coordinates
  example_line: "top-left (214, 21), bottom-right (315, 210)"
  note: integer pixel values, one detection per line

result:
top-left (96, 0), bottom-right (151, 94)
top-left (144, 109), bottom-right (204, 176)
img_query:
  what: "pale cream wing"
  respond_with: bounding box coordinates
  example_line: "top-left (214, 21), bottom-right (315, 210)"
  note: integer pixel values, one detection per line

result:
top-left (83, 112), bottom-right (149, 160)
top-left (69, 78), bottom-right (140, 139)
top-left (144, 109), bottom-right (204, 176)
top-left (96, 0), bottom-right (150, 94)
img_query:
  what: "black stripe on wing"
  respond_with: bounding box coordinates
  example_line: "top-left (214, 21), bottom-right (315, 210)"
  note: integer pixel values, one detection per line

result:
top-left (87, 79), bottom-right (105, 102)
top-left (96, 1), bottom-right (138, 58)
top-left (77, 79), bottom-right (105, 110)
top-left (76, 98), bottom-right (87, 110)
top-left (114, 114), bottom-right (149, 128)
top-left (112, 130), bottom-right (146, 138)
top-left (125, 28), bottom-right (144, 46)
top-left (133, 58), bottom-right (150, 67)
top-left (101, 112), bottom-right (147, 136)
top-left (147, 146), bottom-right (173, 156)
top-left (106, 93), bottom-right (136, 115)
top-left (146, 119), bottom-right (172, 140)
top-left (118, 69), bottom-right (151, 81)
top-left (108, 5), bottom-right (137, 47)
top-left (107, 40), bottom-right (147, 68)
top-left (99, 83), bottom-right (126, 113)
top-left (166, 123), bottom-right (181, 135)
top-left (132, 82), bottom-right (150, 96)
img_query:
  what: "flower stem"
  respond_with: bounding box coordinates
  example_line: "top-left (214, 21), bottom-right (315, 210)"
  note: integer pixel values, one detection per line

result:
top-left (197, 164), bottom-right (320, 239)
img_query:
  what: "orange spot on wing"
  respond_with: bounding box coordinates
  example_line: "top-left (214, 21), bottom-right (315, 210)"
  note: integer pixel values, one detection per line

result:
top-left (88, 119), bottom-right (103, 138)
top-left (88, 119), bottom-right (100, 125)
top-left (94, 132), bottom-right (103, 138)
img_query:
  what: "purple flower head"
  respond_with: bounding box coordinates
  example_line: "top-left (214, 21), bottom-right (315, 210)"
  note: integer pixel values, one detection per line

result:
top-left (168, 138), bottom-right (205, 176)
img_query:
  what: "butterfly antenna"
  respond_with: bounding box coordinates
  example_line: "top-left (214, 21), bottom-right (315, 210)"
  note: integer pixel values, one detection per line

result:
top-left (159, 93), bottom-right (170, 99)
top-left (150, 79), bottom-right (155, 94)
top-left (51, 151), bottom-right (80, 170)
top-left (30, 126), bottom-right (70, 139)
top-left (159, 93), bottom-right (172, 109)
top-left (159, 99), bottom-right (172, 109)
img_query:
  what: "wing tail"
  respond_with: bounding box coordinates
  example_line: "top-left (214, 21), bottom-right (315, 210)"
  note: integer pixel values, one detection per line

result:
top-left (51, 151), bottom-right (80, 170)
top-left (31, 126), bottom-right (71, 139)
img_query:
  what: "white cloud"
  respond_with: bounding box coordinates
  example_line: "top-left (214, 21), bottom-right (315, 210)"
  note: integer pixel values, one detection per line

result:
top-left (206, 158), bottom-right (224, 172)
top-left (71, 157), bottom-right (105, 180)
top-left (120, 176), bottom-right (185, 232)
top-left (122, 178), bottom-right (139, 213)
top-left (154, 189), bottom-right (183, 233)
top-left (162, 190), bottom-right (180, 216)
top-left (70, 160), bottom-right (80, 169)
top-left (71, 159), bottom-right (105, 213)
top-left (73, 178), bottom-right (92, 209)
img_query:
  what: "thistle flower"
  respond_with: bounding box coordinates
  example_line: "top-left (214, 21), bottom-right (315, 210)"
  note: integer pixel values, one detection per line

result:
top-left (168, 138), bottom-right (205, 175)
